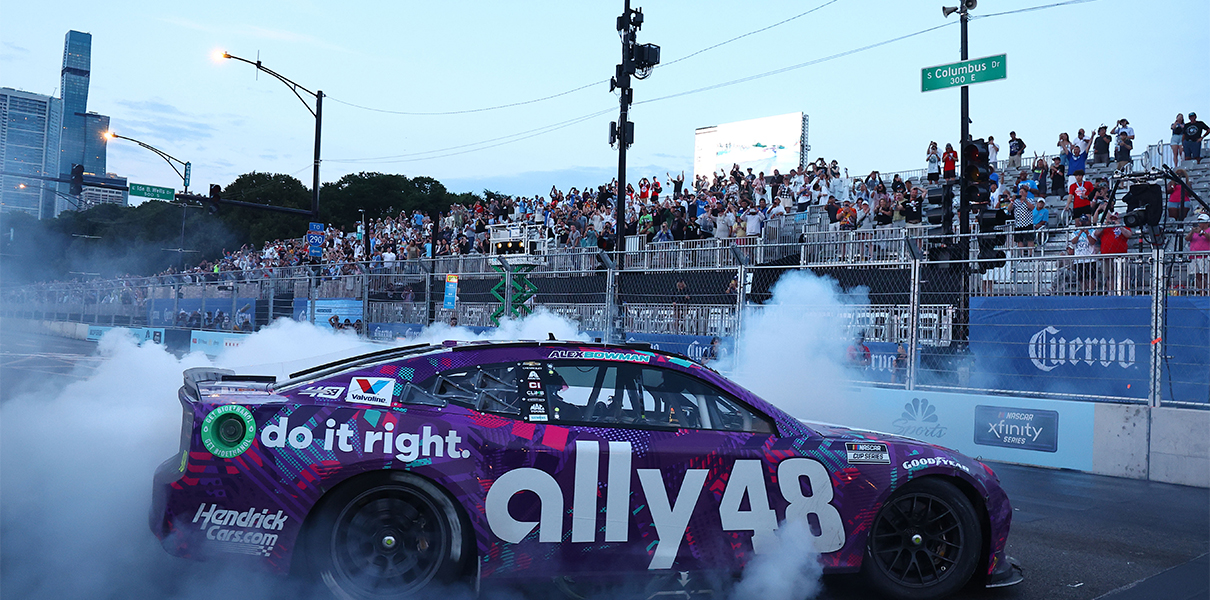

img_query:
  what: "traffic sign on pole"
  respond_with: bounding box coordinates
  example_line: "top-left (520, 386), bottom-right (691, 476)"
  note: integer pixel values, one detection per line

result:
top-left (922, 54), bottom-right (1006, 92)
top-left (183, 162), bottom-right (191, 188)
top-left (129, 183), bottom-right (175, 200)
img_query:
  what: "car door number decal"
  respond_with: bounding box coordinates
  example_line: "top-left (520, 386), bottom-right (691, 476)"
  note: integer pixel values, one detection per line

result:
top-left (485, 441), bottom-right (846, 568)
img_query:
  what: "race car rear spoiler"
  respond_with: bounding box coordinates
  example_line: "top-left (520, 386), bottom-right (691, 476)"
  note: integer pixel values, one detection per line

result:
top-left (180, 367), bottom-right (276, 402)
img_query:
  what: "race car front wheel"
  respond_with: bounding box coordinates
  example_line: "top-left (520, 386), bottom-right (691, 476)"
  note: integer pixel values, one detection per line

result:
top-left (308, 472), bottom-right (468, 599)
top-left (862, 478), bottom-right (980, 600)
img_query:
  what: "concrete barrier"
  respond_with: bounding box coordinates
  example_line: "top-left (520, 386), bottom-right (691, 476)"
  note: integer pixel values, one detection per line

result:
top-left (1149, 407), bottom-right (1210, 488)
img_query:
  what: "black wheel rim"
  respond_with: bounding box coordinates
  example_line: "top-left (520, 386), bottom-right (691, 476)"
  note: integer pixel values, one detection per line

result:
top-left (869, 492), bottom-right (965, 588)
top-left (331, 486), bottom-right (448, 596)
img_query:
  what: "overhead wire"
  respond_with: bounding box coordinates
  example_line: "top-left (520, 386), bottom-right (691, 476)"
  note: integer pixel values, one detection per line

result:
top-left (325, 0), bottom-right (843, 117)
top-left (325, 0), bottom-right (1100, 165)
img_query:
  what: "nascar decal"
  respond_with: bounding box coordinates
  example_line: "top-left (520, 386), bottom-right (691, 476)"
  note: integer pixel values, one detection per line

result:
top-left (192, 504), bottom-right (287, 557)
top-left (260, 416), bottom-right (470, 463)
top-left (547, 350), bottom-right (652, 363)
top-left (844, 442), bottom-right (890, 464)
top-left (346, 377), bottom-right (395, 406)
top-left (297, 385), bottom-right (345, 400)
top-left (485, 441), bottom-right (845, 569)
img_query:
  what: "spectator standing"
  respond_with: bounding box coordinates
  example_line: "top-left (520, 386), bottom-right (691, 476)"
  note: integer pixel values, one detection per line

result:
top-left (1066, 215), bottom-right (1099, 293)
top-left (942, 143), bottom-right (959, 182)
top-left (1033, 198), bottom-right (1050, 245)
top-left (926, 142), bottom-right (942, 183)
top-left (1068, 170), bottom-right (1095, 219)
top-left (1169, 170), bottom-right (1192, 221)
top-left (1007, 132), bottom-right (1026, 170)
top-left (1113, 129), bottom-right (1134, 171)
top-left (987, 135), bottom-right (1000, 164)
top-left (1170, 114), bottom-right (1186, 164)
top-left (1182, 112), bottom-right (1209, 164)
top-left (1186, 214), bottom-right (1210, 293)
top-left (1066, 143), bottom-right (1089, 185)
top-left (1091, 126), bottom-right (1112, 165)
top-left (1049, 157), bottom-right (1066, 196)
top-left (1099, 212), bottom-right (1132, 292)
top-left (1110, 118), bottom-right (1134, 144)
top-left (1011, 187), bottom-right (1036, 249)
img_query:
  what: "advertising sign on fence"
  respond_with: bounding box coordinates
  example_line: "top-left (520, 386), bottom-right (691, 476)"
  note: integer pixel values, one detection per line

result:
top-left (969, 296), bottom-right (1209, 403)
top-left (294, 299), bottom-right (364, 328)
top-left (443, 275), bottom-right (458, 310)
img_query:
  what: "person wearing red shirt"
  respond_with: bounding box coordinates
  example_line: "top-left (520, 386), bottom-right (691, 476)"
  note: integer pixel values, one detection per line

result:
top-left (1099, 212), bottom-right (1132, 292)
top-left (942, 143), bottom-right (958, 181)
top-left (1067, 169), bottom-right (1095, 219)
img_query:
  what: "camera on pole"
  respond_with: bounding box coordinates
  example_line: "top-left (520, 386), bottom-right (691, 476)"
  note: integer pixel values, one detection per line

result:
top-left (611, 0), bottom-right (659, 261)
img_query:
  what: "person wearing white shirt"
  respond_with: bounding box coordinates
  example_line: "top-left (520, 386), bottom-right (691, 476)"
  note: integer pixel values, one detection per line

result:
top-left (987, 135), bottom-right (1000, 164)
top-left (769, 198), bottom-right (787, 219)
top-left (743, 207), bottom-right (766, 236)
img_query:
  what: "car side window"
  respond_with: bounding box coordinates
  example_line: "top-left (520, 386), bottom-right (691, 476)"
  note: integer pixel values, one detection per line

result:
top-left (543, 362), bottom-right (622, 423)
top-left (636, 367), bottom-right (774, 434)
top-left (428, 363), bottom-right (521, 416)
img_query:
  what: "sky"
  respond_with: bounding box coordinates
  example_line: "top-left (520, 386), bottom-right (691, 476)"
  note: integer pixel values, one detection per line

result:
top-left (3, 0), bottom-right (1208, 206)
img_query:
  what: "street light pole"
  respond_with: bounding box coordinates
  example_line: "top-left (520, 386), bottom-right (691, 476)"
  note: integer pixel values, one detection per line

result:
top-left (959, 9), bottom-right (970, 236)
top-left (104, 132), bottom-right (191, 193)
top-left (221, 52), bottom-right (323, 218)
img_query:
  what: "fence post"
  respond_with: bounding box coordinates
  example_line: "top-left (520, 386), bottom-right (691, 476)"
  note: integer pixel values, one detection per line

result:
top-left (730, 244), bottom-right (750, 347)
top-left (907, 257), bottom-right (922, 390)
top-left (308, 270), bottom-right (317, 325)
top-left (1148, 246), bottom-right (1165, 407)
top-left (601, 250), bottom-right (617, 343)
top-left (361, 267), bottom-right (370, 331)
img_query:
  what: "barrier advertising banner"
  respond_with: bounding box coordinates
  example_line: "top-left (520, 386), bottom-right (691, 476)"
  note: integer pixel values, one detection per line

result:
top-left (293, 299), bottom-right (364, 329)
top-left (147, 298), bottom-right (256, 330)
top-left (796, 387), bottom-right (1094, 471)
top-left (969, 296), bottom-right (1208, 403)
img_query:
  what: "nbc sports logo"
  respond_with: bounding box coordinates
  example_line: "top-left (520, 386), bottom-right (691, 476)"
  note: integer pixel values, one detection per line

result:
top-left (346, 377), bottom-right (395, 407)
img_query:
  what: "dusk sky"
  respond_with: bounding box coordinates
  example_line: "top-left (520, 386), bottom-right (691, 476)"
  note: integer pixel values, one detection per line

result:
top-left (3, 0), bottom-right (1207, 204)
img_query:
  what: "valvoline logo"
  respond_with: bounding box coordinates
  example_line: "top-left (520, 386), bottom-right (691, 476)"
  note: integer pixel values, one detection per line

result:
top-left (345, 377), bottom-right (395, 407)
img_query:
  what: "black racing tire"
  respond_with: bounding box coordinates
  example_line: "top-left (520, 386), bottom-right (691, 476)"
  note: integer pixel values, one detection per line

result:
top-left (307, 472), bottom-right (469, 600)
top-left (862, 478), bottom-right (981, 600)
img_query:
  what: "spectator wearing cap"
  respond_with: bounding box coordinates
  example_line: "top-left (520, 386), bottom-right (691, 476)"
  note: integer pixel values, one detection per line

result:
top-left (1182, 112), bottom-right (1210, 164)
top-left (1032, 198), bottom-right (1050, 244)
top-left (1186, 214), bottom-right (1210, 293)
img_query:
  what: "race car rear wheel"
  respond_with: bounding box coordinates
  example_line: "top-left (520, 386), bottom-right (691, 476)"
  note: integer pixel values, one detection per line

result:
top-left (862, 478), bottom-right (980, 600)
top-left (308, 472), bottom-right (468, 599)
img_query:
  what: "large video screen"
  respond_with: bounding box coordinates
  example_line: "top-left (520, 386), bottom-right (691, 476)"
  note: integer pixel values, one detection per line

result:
top-left (693, 112), bottom-right (806, 181)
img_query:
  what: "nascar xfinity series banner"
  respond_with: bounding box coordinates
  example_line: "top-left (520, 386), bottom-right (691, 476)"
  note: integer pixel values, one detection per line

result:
top-left (969, 296), bottom-right (1209, 403)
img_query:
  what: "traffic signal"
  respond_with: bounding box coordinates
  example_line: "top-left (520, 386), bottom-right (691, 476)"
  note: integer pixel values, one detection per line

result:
top-left (69, 164), bottom-right (84, 196)
top-left (207, 184), bottom-right (222, 214)
top-left (962, 139), bottom-right (992, 206)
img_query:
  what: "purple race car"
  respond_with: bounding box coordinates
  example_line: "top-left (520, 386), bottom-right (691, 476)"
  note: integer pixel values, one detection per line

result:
top-left (151, 340), bottom-right (1022, 599)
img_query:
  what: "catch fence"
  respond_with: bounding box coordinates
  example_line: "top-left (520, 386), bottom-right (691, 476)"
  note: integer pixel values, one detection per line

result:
top-left (4, 231), bottom-right (1206, 408)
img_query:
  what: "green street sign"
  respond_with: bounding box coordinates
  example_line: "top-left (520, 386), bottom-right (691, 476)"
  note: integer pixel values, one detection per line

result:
top-left (922, 54), bottom-right (1006, 92)
top-left (129, 183), bottom-right (175, 200)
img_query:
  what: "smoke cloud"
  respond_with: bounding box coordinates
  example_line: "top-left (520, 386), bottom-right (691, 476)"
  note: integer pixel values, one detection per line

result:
top-left (0, 312), bottom-right (583, 599)
top-left (726, 270), bottom-right (868, 419)
top-left (730, 518), bottom-right (823, 600)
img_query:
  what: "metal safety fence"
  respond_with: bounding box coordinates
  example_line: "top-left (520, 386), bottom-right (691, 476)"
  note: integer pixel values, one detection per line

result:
top-left (4, 235), bottom-right (1206, 408)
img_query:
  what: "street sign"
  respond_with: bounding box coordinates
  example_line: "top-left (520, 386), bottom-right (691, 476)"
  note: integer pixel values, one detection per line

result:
top-left (305, 233), bottom-right (324, 246)
top-left (308, 246), bottom-right (323, 258)
top-left (129, 183), bottom-right (175, 200)
top-left (183, 162), bottom-right (191, 188)
top-left (922, 54), bottom-right (1006, 92)
top-left (309, 222), bottom-right (324, 233)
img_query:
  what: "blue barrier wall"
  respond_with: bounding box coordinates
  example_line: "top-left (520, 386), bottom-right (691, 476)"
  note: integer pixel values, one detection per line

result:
top-left (147, 298), bottom-right (256, 329)
top-left (969, 296), bottom-right (1209, 403)
top-left (293, 299), bottom-right (364, 329)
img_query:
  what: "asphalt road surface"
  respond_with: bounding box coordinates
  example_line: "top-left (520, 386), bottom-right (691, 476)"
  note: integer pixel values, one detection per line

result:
top-left (0, 323), bottom-right (99, 404)
top-left (0, 327), bottom-right (1205, 599)
top-left (820, 462), bottom-right (1209, 600)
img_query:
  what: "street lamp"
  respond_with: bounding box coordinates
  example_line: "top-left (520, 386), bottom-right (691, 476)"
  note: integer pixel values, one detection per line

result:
top-left (104, 131), bottom-right (191, 193)
top-left (219, 51), bottom-right (323, 218)
top-left (104, 131), bottom-right (198, 268)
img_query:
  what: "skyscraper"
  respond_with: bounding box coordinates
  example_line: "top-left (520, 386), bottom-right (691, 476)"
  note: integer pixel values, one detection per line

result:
top-left (0, 88), bottom-right (63, 219)
top-left (55, 30), bottom-right (123, 215)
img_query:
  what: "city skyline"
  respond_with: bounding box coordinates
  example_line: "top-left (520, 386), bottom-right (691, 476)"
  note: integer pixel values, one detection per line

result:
top-left (2, 0), bottom-right (1207, 208)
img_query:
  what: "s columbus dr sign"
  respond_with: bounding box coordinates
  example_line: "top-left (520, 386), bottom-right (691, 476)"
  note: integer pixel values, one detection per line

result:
top-left (922, 54), bottom-right (1006, 92)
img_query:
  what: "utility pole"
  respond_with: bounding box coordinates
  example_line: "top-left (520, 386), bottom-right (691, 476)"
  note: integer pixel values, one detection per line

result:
top-left (611, 1), bottom-right (659, 237)
top-left (959, 8), bottom-right (970, 236)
